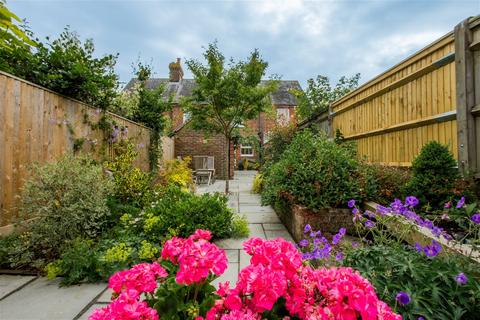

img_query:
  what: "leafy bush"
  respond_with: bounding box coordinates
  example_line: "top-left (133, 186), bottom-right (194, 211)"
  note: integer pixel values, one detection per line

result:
top-left (368, 164), bottom-right (411, 205)
top-left (0, 27), bottom-right (118, 109)
top-left (157, 156), bottom-right (193, 191)
top-left (343, 245), bottom-right (480, 320)
top-left (141, 186), bottom-right (234, 241)
top-left (263, 123), bottom-right (297, 164)
top-left (252, 173), bottom-right (263, 194)
top-left (404, 141), bottom-right (459, 209)
top-left (19, 153), bottom-right (112, 262)
top-left (231, 214), bottom-right (250, 238)
top-left (104, 141), bottom-right (154, 206)
top-left (262, 129), bottom-right (368, 209)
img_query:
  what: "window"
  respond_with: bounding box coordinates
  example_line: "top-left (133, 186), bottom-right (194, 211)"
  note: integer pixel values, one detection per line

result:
top-left (183, 111), bottom-right (191, 123)
top-left (276, 108), bottom-right (290, 125)
top-left (240, 145), bottom-right (254, 157)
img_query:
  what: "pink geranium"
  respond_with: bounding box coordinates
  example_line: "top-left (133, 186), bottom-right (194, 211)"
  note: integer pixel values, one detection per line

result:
top-left (108, 262), bottom-right (168, 294)
top-left (89, 290), bottom-right (158, 320)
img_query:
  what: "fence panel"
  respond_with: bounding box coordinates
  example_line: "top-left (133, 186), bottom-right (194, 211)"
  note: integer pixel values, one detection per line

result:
top-left (0, 71), bottom-right (152, 226)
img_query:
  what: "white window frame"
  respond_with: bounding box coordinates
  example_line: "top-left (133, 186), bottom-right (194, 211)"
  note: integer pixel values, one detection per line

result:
top-left (276, 108), bottom-right (290, 125)
top-left (240, 145), bottom-right (254, 157)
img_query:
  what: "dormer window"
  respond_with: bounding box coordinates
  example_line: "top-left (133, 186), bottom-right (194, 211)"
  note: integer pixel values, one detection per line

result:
top-left (276, 108), bottom-right (290, 125)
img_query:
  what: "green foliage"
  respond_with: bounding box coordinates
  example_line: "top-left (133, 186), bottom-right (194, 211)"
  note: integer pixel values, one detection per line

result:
top-left (19, 153), bottom-right (112, 262)
top-left (0, 1), bottom-right (36, 52)
top-left (367, 164), bottom-right (412, 205)
top-left (141, 186), bottom-right (234, 241)
top-left (104, 141), bottom-right (154, 206)
top-left (184, 42), bottom-right (277, 192)
top-left (263, 124), bottom-right (297, 164)
top-left (343, 245), bottom-right (480, 320)
top-left (404, 141), bottom-right (459, 209)
top-left (231, 214), bottom-right (250, 238)
top-left (0, 27), bottom-right (118, 109)
top-left (252, 173), bottom-right (263, 194)
top-left (294, 73), bottom-right (360, 120)
top-left (158, 156), bottom-right (194, 191)
top-left (261, 129), bottom-right (368, 209)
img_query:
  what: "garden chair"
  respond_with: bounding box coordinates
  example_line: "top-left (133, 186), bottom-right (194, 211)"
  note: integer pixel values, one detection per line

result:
top-left (193, 156), bottom-right (215, 185)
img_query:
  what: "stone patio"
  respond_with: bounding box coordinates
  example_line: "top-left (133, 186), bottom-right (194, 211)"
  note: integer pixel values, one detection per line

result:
top-left (0, 171), bottom-right (293, 320)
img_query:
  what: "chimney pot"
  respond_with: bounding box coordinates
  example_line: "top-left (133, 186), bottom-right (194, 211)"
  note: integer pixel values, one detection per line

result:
top-left (169, 57), bottom-right (183, 82)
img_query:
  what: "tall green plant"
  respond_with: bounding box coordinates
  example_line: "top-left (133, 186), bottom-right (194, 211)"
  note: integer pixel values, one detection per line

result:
top-left (184, 42), bottom-right (277, 193)
top-left (0, 1), bottom-right (36, 51)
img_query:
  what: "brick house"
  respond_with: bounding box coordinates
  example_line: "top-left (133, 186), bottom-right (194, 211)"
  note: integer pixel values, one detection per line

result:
top-left (124, 58), bottom-right (302, 178)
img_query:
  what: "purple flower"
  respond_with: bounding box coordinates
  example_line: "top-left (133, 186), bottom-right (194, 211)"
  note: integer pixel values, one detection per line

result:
top-left (335, 252), bottom-right (344, 261)
top-left (352, 208), bottom-right (359, 215)
top-left (444, 201), bottom-right (452, 209)
top-left (414, 242), bottom-right (423, 253)
top-left (471, 213), bottom-right (480, 224)
top-left (456, 196), bottom-right (465, 209)
top-left (313, 238), bottom-right (322, 247)
top-left (338, 228), bottom-right (346, 236)
top-left (365, 210), bottom-right (375, 218)
top-left (348, 199), bottom-right (356, 208)
top-left (455, 273), bottom-right (468, 285)
top-left (364, 220), bottom-right (376, 229)
top-left (396, 291), bottom-right (411, 305)
top-left (418, 317), bottom-right (425, 320)
top-left (405, 196), bottom-right (419, 207)
top-left (441, 213), bottom-right (450, 220)
top-left (304, 224), bottom-right (311, 234)
top-left (424, 240), bottom-right (442, 257)
top-left (351, 241), bottom-right (359, 248)
top-left (376, 205), bottom-right (389, 215)
top-left (299, 239), bottom-right (309, 247)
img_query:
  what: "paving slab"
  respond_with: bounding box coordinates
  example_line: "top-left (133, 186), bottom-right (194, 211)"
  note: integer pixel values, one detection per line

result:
top-left (240, 205), bottom-right (275, 214)
top-left (265, 230), bottom-right (295, 243)
top-left (263, 223), bottom-right (287, 231)
top-left (0, 277), bottom-right (105, 320)
top-left (212, 263), bottom-right (239, 288)
top-left (0, 275), bottom-right (37, 300)
top-left (224, 249), bottom-right (239, 263)
top-left (244, 212), bottom-right (281, 223)
top-left (215, 224), bottom-right (266, 249)
top-left (239, 250), bottom-right (251, 271)
top-left (96, 288), bottom-right (114, 303)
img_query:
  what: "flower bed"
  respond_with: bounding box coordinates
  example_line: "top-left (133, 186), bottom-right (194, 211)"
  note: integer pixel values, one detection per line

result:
top-left (90, 229), bottom-right (400, 320)
top-left (274, 200), bottom-right (354, 242)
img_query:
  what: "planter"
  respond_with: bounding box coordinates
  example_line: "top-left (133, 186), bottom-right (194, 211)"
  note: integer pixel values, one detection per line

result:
top-left (273, 201), bottom-right (354, 242)
top-left (365, 201), bottom-right (480, 263)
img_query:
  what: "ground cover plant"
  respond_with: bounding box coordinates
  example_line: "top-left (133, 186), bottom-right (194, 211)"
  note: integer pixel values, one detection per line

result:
top-left (90, 229), bottom-right (400, 320)
top-left (0, 146), bottom-right (245, 285)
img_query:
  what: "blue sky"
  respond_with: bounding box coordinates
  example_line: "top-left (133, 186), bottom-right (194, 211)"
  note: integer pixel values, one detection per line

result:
top-left (10, 0), bottom-right (479, 88)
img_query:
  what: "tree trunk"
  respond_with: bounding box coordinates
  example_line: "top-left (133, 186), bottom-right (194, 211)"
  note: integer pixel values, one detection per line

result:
top-left (225, 134), bottom-right (231, 194)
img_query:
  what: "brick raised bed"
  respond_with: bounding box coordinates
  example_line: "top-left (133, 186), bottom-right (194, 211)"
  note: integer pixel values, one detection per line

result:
top-left (273, 201), bottom-right (354, 242)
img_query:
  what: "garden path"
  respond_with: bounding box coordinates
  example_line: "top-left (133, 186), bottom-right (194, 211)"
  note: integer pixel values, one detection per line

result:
top-left (0, 171), bottom-right (293, 320)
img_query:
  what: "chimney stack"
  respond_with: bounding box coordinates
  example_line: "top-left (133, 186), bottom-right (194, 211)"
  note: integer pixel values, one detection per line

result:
top-left (169, 58), bottom-right (184, 82)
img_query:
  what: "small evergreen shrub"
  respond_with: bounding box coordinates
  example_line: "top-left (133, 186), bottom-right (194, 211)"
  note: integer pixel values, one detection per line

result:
top-left (252, 173), bottom-right (263, 194)
top-left (231, 215), bottom-right (250, 238)
top-left (368, 164), bottom-right (411, 205)
top-left (19, 153), bottom-right (112, 262)
top-left (404, 141), bottom-right (459, 209)
top-left (157, 156), bottom-right (194, 191)
top-left (263, 123), bottom-right (297, 164)
top-left (141, 186), bottom-right (234, 241)
top-left (262, 129), bottom-right (366, 209)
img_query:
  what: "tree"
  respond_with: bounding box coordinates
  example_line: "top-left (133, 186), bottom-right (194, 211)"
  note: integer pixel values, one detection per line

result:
top-left (295, 73), bottom-right (360, 120)
top-left (185, 43), bottom-right (277, 193)
top-left (0, 0), bottom-right (36, 52)
top-left (131, 62), bottom-right (172, 171)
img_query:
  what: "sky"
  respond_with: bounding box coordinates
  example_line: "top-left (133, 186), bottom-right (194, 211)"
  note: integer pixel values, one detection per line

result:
top-left (9, 0), bottom-right (480, 89)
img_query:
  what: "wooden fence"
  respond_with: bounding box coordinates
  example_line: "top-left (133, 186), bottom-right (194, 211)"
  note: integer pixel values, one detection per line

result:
top-left (0, 71), bottom-right (174, 227)
top-left (305, 16), bottom-right (480, 174)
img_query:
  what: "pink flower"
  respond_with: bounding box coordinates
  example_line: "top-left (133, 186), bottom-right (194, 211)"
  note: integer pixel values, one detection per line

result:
top-left (108, 262), bottom-right (167, 294)
top-left (192, 229), bottom-right (212, 241)
top-left (161, 237), bottom-right (186, 263)
top-left (89, 290), bottom-right (158, 320)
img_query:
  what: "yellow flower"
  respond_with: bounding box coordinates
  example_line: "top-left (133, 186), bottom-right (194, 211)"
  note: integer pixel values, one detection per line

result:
top-left (104, 242), bottom-right (132, 262)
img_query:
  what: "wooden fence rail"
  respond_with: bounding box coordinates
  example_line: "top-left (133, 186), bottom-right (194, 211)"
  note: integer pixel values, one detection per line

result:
top-left (0, 71), bottom-right (174, 227)
top-left (304, 16), bottom-right (480, 173)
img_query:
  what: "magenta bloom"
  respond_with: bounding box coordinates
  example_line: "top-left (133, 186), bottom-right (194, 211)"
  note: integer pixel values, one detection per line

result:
top-left (396, 291), bottom-right (411, 305)
top-left (455, 273), bottom-right (468, 285)
top-left (471, 213), bottom-right (480, 224)
top-left (444, 201), bottom-right (452, 209)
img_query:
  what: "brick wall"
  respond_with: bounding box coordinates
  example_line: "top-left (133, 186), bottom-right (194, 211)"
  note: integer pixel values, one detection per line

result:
top-left (174, 125), bottom-right (234, 179)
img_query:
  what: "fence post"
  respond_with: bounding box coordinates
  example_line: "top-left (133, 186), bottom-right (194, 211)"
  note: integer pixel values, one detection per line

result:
top-left (455, 18), bottom-right (476, 175)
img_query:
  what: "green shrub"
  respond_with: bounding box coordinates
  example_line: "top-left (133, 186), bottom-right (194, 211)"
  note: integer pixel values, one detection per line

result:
top-left (263, 123), bottom-right (297, 164)
top-left (343, 244), bottom-right (480, 320)
top-left (104, 141), bottom-right (154, 206)
top-left (262, 129), bottom-right (366, 209)
top-left (141, 186), bottom-right (234, 241)
top-left (404, 141), bottom-right (459, 209)
top-left (231, 214), bottom-right (250, 238)
top-left (252, 173), bottom-right (263, 194)
top-left (19, 153), bottom-right (112, 262)
top-left (368, 164), bottom-right (411, 205)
